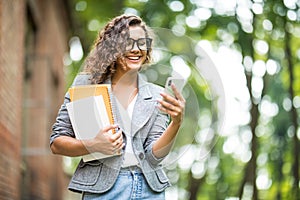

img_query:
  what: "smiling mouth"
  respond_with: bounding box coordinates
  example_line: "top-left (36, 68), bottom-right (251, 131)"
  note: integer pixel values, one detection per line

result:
top-left (126, 56), bottom-right (141, 61)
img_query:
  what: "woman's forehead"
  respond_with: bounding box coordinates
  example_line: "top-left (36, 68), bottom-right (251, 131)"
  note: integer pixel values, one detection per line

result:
top-left (129, 26), bottom-right (146, 39)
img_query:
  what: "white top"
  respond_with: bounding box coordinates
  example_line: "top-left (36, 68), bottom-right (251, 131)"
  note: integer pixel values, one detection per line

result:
top-left (127, 94), bottom-right (137, 119)
top-left (116, 94), bottom-right (139, 167)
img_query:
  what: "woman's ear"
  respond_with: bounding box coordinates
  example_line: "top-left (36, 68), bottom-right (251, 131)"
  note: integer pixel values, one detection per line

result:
top-left (143, 52), bottom-right (151, 64)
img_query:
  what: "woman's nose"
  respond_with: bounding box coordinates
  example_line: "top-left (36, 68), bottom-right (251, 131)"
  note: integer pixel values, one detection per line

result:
top-left (131, 42), bottom-right (140, 51)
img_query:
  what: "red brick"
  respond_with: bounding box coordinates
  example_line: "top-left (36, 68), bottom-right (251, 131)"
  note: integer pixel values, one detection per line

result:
top-left (0, 0), bottom-right (71, 199)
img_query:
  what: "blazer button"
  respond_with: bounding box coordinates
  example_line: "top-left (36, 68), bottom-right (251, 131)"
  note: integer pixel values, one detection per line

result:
top-left (138, 152), bottom-right (145, 160)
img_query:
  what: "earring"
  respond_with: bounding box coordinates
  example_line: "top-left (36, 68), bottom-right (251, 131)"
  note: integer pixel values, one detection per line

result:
top-left (144, 54), bottom-right (150, 64)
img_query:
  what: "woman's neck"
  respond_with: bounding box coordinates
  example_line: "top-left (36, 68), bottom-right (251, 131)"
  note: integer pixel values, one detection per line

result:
top-left (112, 69), bottom-right (139, 108)
top-left (112, 69), bottom-right (138, 88)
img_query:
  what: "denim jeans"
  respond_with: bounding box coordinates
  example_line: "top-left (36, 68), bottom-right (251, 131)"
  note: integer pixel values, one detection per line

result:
top-left (82, 166), bottom-right (165, 200)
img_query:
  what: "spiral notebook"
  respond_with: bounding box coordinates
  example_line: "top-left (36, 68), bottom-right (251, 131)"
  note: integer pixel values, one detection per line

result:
top-left (67, 84), bottom-right (117, 162)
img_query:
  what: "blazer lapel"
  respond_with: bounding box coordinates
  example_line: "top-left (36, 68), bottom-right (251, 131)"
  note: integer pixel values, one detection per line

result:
top-left (103, 78), bottom-right (125, 132)
top-left (104, 75), bottom-right (157, 136)
top-left (131, 75), bottom-right (157, 136)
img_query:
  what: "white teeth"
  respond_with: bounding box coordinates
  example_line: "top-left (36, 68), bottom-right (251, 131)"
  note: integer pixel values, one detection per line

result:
top-left (128, 56), bottom-right (140, 60)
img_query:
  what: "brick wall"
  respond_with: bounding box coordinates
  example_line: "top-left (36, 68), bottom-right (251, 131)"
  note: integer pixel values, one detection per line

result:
top-left (0, 0), bottom-right (25, 199)
top-left (0, 0), bottom-right (71, 199)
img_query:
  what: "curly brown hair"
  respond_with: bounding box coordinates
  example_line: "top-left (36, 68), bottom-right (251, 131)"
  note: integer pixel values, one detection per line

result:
top-left (83, 14), bottom-right (153, 84)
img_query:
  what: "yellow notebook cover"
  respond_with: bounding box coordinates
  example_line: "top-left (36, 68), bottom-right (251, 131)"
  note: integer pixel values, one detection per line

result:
top-left (68, 84), bottom-right (115, 132)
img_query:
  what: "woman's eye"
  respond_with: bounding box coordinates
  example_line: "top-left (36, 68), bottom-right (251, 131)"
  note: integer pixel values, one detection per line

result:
top-left (125, 39), bottom-right (133, 50)
top-left (126, 39), bottom-right (133, 46)
top-left (138, 40), bottom-right (146, 46)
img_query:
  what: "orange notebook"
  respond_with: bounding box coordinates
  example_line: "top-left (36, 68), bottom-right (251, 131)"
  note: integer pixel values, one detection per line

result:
top-left (68, 84), bottom-right (115, 132)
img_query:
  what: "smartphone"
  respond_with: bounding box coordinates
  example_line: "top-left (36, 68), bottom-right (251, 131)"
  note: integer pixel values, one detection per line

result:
top-left (164, 77), bottom-right (185, 97)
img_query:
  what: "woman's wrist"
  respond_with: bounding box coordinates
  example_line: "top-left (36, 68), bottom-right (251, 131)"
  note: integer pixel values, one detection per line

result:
top-left (170, 119), bottom-right (182, 128)
top-left (82, 139), bottom-right (95, 154)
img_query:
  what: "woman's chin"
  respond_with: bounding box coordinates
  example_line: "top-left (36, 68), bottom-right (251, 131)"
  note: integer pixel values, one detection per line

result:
top-left (125, 63), bottom-right (142, 71)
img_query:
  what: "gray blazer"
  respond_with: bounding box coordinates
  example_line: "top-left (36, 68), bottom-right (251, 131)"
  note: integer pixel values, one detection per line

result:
top-left (50, 73), bottom-right (171, 193)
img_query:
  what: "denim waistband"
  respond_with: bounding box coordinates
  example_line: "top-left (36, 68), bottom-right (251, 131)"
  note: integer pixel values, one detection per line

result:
top-left (119, 166), bottom-right (142, 174)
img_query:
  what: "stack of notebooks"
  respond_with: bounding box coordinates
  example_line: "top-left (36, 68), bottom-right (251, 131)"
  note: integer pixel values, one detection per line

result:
top-left (66, 84), bottom-right (117, 162)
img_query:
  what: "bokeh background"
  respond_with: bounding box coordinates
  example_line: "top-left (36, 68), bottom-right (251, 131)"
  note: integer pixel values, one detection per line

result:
top-left (1, 0), bottom-right (300, 199)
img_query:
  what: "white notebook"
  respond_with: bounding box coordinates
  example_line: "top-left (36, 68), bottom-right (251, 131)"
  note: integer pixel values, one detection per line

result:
top-left (66, 95), bottom-right (117, 162)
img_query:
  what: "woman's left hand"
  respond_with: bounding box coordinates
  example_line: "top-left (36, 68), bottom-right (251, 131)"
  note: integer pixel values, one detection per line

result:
top-left (158, 83), bottom-right (186, 125)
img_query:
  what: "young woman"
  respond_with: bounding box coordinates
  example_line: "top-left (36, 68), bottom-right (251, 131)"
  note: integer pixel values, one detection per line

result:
top-left (50, 14), bottom-right (185, 199)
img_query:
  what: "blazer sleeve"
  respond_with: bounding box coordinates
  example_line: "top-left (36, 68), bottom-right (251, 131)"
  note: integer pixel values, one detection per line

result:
top-left (144, 110), bottom-right (170, 167)
top-left (50, 73), bottom-right (91, 146)
top-left (143, 84), bottom-right (170, 167)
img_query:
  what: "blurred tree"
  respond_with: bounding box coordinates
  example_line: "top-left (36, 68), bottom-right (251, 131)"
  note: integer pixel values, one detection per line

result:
top-left (283, 5), bottom-right (300, 200)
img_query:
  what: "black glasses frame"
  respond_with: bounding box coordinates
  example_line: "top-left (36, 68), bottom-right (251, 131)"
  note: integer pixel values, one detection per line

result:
top-left (125, 38), bottom-right (152, 51)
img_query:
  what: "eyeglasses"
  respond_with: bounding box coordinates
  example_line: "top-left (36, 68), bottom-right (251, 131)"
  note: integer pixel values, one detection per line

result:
top-left (125, 38), bottom-right (152, 51)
